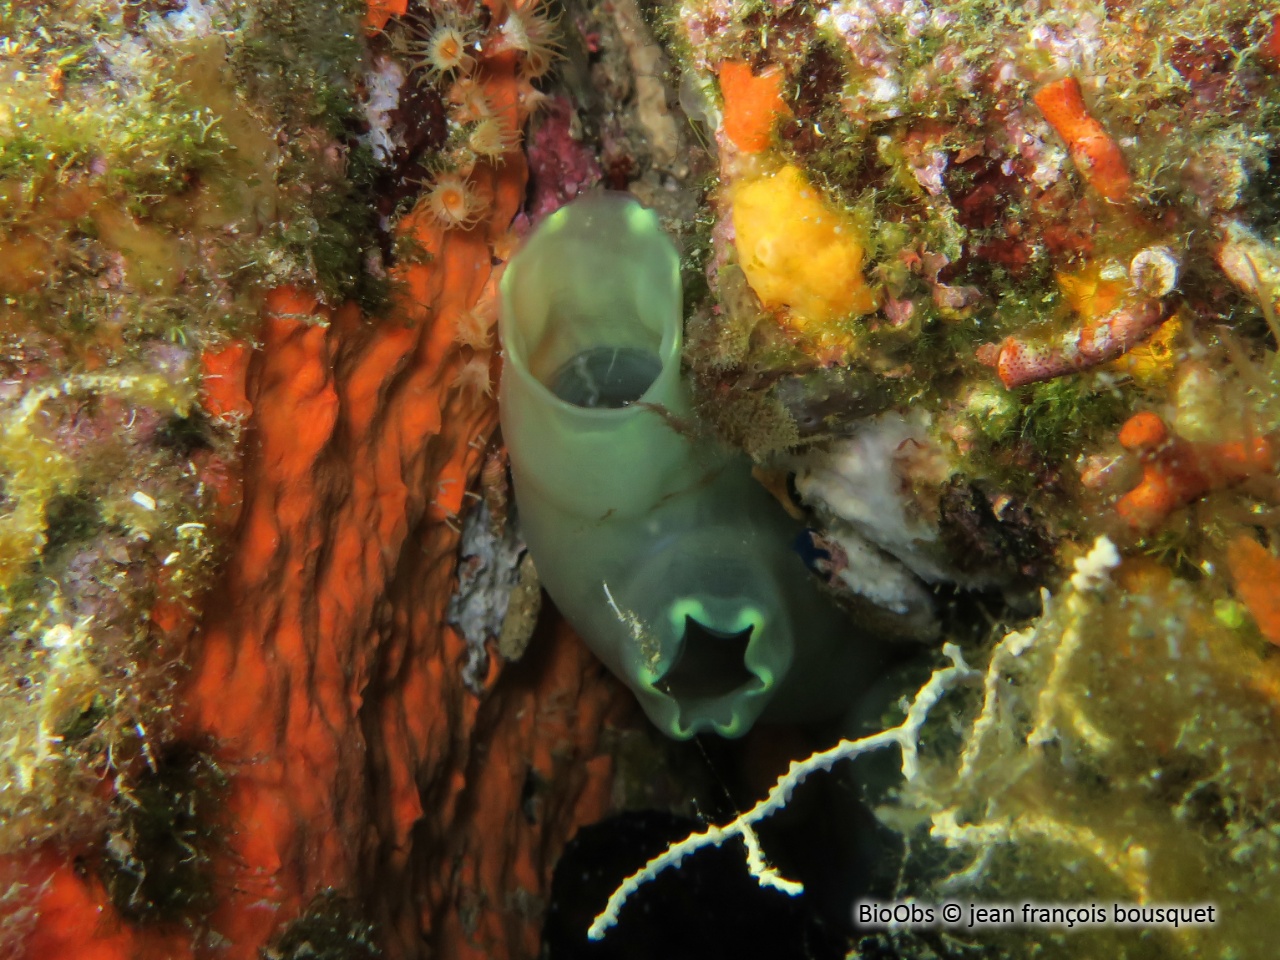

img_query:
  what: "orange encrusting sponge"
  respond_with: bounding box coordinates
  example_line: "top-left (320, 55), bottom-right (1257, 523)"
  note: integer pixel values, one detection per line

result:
top-left (1226, 536), bottom-right (1280, 645)
top-left (1115, 412), bottom-right (1278, 530)
top-left (364, 0), bottom-right (407, 32)
top-left (1263, 15), bottom-right (1280, 65)
top-left (1034, 76), bottom-right (1132, 202)
top-left (1117, 410), bottom-right (1168, 451)
top-left (719, 60), bottom-right (789, 153)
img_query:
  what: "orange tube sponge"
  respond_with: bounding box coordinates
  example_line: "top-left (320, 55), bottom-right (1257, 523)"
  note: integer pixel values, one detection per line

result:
top-left (1227, 535), bottom-right (1280, 645)
top-left (1034, 76), bottom-right (1132, 202)
top-left (719, 60), bottom-right (789, 153)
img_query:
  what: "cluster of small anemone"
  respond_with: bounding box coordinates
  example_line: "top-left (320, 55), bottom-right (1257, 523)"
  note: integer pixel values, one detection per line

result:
top-left (397, 0), bottom-right (560, 231)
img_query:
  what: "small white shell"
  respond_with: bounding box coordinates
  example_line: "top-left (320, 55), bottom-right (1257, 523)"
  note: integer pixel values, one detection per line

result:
top-left (1129, 245), bottom-right (1179, 297)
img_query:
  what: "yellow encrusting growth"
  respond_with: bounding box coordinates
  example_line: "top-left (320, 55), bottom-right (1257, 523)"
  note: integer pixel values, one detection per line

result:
top-left (730, 164), bottom-right (879, 330)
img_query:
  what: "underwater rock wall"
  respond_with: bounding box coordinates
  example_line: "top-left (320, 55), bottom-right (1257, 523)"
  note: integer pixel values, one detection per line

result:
top-left (659, 0), bottom-right (1280, 653)
top-left (0, 0), bottom-right (634, 957)
top-left (5, 0), bottom-right (1280, 957)
top-left (584, 1), bottom-right (1280, 957)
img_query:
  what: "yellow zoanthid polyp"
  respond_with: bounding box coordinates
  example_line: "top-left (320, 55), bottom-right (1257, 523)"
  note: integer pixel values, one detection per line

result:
top-left (730, 164), bottom-right (879, 333)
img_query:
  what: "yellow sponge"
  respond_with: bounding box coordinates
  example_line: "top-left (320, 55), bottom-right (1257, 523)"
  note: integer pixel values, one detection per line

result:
top-left (731, 165), bottom-right (879, 329)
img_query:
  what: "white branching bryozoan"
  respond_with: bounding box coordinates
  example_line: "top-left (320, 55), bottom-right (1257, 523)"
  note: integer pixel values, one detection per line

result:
top-left (587, 641), bottom-right (981, 940)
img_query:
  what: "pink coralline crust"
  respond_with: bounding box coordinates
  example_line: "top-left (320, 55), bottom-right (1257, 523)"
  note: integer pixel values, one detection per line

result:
top-left (816, 2), bottom-right (900, 88)
top-left (708, 210), bottom-right (737, 287)
top-left (883, 296), bottom-right (915, 327)
top-left (818, 0), bottom-right (978, 117)
top-left (1000, 104), bottom-right (1064, 191)
top-left (908, 43), bottom-right (978, 102)
top-left (932, 283), bottom-right (983, 310)
top-left (1026, 15), bottom-right (1104, 77)
top-left (904, 143), bottom-right (948, 195)
top-left (526, 97), bottom-right (603, 220)
top-left (677, 0), bottom-right (735, 70)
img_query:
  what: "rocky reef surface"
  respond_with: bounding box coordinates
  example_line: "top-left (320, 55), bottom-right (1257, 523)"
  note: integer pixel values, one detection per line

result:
top-left (0, 1), bottom-right (629, 958)
top-left (593, 1), bottom-right (1280, 957)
